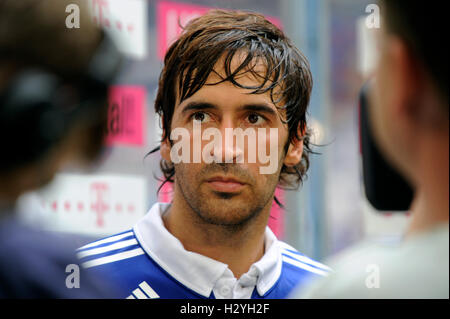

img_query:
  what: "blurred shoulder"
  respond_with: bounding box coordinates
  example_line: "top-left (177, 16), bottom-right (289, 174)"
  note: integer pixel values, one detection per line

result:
top-left (291, 225), bottom-right (449, 298)
top-left (0, 217), bottom-right (116, 298)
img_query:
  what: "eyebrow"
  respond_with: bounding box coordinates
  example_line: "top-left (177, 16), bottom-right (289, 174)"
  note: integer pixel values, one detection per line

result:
top-left (180, 101), bottom-right (278, 118)
top-left (240, 104), bottom-right (278, 117)
top-left (181, 102), bottom-right (218, 115)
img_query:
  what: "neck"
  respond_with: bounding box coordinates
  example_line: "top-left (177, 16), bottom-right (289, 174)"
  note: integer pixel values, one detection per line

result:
top-left (406, 140), bottom-right (449, 237)
top-left (162, 189), bottom-right (270, 279)
top-left (406, 188), bottom-right (449, 238)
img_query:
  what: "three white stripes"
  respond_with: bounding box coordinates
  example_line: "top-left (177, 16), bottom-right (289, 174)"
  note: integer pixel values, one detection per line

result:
top-left (127, 281), bottom-right (160, 299)
top-left (77, 239), bottom-right (138, 259)
top-left (282, 256), bottom-right (329, 276)
top-left (78, 231), bottom-right (134, 251)
top-left (78, 231), bottom-right (142, 269)
top-left (278, 242), bottom-right (331, 276)
top-left (81, 248), bottom-right (145, 269)
top-left (281, 249), bottom-right (332, 272)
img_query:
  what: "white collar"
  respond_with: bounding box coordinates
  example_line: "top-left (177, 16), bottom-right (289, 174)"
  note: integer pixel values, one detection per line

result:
top-left (133, 202), bottom-right (282, 298)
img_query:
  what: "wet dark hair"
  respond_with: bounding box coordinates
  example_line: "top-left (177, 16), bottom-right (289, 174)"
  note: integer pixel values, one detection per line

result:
top-left (0, 0), bottom-right (108, 173)
top-left (382, 0), bottom-right (448, 105)
top-left (148, 9), bottom-right (314, 198)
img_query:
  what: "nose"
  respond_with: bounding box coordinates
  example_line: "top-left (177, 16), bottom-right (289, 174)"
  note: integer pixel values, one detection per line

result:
top-left (210, 117), bottom-right (244, 163)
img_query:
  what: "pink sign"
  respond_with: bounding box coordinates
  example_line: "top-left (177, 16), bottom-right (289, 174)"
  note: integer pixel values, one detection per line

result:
top-left (105, 86), bottom-right (146, 146)
top-left (268, 188), bottom-right (285, 239)
top-left (157, 0), bottom-right (282, 60)
top-left (158, 180), bottom-right (173, 204)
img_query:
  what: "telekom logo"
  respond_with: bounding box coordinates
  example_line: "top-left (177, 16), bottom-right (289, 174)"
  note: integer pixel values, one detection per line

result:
top-left (90, 183), bottom-right (110, 227)
top-left (47, 181), bottom-right (136, 228)
top-left (91, 0), bottom-right (109, 26)
top-left (89, 0), bottom-right (135, 32)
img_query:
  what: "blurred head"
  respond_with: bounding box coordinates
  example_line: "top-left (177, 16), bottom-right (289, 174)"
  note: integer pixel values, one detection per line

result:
top-left (152, 10), bottom-right (313, 226)
top-left (370, 1), bottom-right (449, 188)
top-left (0, 0), bottom-right (118, 202)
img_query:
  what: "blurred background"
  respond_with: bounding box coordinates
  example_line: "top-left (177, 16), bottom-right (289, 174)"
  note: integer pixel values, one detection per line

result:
top-left (17, 0), bottom-right (410, 262)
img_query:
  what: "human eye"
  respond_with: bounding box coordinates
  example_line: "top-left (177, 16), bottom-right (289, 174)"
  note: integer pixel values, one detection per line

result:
top-left (191, 111), bottom-right (211, 123)
top-left (246, 113), bottom-right (267, 125)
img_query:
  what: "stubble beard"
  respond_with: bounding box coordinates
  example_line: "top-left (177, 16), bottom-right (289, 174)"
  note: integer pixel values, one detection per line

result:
top-left (174, 162), bottom-right (277, 233)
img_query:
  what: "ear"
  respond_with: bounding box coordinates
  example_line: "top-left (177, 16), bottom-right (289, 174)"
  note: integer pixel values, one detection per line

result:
top-left (387, 36), bottom-right (423, 125)
top-left (160, 136), bottom-right (172, 163)
top-left (159, 114), bottom-right (173, 163)
top-left (283, 124), bottom-right (305, 167)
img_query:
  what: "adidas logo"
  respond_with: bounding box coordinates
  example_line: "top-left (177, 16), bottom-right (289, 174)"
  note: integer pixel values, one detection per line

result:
top-left (126, 281), bottom-right (160, 299)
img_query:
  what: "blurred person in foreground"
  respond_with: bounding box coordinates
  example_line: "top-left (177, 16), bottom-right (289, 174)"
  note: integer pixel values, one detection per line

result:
top-left (77, 10), bottom-right (331, 299)
top-left (292, 0), bottom-right (448, 298)
top-left (0, 0), bottom-right (121, 297)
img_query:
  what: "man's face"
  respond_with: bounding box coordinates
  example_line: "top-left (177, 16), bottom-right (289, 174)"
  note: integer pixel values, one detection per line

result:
top-left (161, 56), bottom-right (303, 227)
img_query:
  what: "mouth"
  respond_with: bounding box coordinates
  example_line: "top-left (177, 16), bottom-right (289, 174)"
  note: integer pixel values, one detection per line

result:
top-left (205, 175), bottom-right (246, 193)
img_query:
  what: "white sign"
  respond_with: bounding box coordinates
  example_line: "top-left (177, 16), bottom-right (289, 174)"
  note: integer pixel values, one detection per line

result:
top-left (356, 15), bottom-right (379, 78)
top-left (18, 173), bottom-right (147, 236)
top-left (88, 0), bottom-right (148, 59)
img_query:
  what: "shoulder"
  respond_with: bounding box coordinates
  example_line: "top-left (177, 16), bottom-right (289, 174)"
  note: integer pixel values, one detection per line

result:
top-left (278, 241), bottom-right (331, 278)
top-left (77, 229), bottom-right (145, 270)
top-left (76, 228), bottom-right (205, 299)
top-left (260, 240), bottom-right (331, 299)
top-left (265, 240), bottom-right (331, 298)
top-left (289, 240), bottom-right (383, 298)
top-left (292, 230), bottom-right (450, 298)
top-left (0, 218), bottom-right (111, 298)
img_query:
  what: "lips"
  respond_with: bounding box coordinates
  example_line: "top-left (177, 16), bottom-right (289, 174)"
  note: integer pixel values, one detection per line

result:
top-left (205, 176), bottom-right (246, 193)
